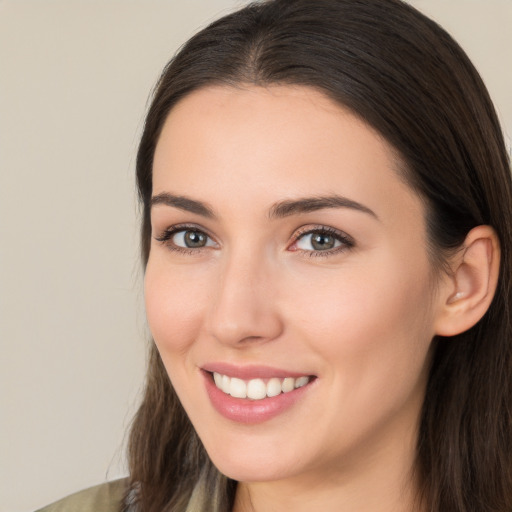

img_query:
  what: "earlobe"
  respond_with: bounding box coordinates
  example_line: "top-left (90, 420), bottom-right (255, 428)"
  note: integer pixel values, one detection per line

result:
top-left (435, 225), bottom-right (500, 337)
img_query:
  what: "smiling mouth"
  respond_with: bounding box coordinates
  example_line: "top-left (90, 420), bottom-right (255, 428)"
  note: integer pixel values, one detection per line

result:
top-left (211, 372), bottom-right (313, 400)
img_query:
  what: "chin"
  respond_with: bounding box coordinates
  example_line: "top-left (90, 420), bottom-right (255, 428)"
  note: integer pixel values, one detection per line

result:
top-left (202, 436), bottom-right (308, 483)
top-left (212, 458), bottom-right (293, 483)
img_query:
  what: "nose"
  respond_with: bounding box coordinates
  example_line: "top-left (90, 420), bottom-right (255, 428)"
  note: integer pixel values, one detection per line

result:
top-left (206, 249), bottom-right (283, 347)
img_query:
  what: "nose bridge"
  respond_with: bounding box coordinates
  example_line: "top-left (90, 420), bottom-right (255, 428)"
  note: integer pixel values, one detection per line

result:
top-left (208, 243), bottom-right (282, 346)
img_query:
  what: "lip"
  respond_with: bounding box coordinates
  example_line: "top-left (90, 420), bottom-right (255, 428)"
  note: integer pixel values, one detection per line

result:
top-left (201, 365), bottom-right (316, 424)
top-left (202, 362), bottom-right (311, 380)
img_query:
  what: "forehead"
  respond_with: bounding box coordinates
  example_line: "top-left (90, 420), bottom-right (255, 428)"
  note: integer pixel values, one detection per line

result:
top-left (152, 84), bottom-right (423, 227)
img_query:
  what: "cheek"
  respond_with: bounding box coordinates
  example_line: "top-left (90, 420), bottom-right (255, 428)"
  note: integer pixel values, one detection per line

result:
top-left (144, 257), bottom-right (215, 425)
top-left (287, 254), bottom-right (435, 378)
top-left (282, 259), bottom-right (435, 448)
top-left (144, 257), bottom-right (208, 357)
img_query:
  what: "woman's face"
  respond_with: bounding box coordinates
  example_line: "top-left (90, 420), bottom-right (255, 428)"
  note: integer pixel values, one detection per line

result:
top-left (145, 85), bottom-right (442, 484)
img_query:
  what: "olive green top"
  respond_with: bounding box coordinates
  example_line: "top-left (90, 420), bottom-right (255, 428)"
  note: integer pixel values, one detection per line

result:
top-left (35, 473), bottom-right (222, 512)
top-left (35, 479), bottom-right (128, 512)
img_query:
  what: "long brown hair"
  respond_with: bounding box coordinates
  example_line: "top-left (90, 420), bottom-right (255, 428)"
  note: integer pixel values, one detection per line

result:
top-left (126, 1), bottom-right (512, 510)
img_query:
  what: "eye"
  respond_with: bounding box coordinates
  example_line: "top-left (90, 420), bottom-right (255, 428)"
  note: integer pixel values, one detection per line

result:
top-left (296, 232), bottom-right (340, 251)
top-left (173, 229), bottom-right (214, 249)
top-left (155, 226), bottom-right (217, 252)
top-left (290, 226), bottom-right (354, 255)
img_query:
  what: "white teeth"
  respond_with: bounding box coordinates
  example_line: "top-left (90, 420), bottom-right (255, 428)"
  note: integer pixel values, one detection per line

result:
top-left (229, 377), bottom-right (247, 398)
top-left (221, 374), bottom-right (230, 394)
top-left (295, 376), bottom-right (309, 388)
top-left (212, 372), bottom-right (311, 400)
top-left (281, 377), bottom-right (295, 393)
top-left (247, 379), bottom-right (267, 400)
top-left (267, 378), bottom-right (282, 397)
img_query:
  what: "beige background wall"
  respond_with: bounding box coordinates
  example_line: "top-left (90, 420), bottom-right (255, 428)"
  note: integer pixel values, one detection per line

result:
top-left (0, 1), bottom-right (510, 511)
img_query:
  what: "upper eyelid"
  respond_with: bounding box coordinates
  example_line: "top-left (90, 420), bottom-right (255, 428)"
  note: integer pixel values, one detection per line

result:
top-left (154, 223), bottom-right (348, 236)
top-left (154, 223), bottom-right (215, 240)
top-left (291, 225), bottom-right (353, 241)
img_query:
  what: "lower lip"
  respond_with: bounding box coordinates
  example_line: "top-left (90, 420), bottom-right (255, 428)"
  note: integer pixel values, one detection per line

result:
top-left (203, 371), bottom-right (314, 424)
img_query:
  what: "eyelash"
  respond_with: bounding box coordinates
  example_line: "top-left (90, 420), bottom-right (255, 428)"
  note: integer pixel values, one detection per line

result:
top-left (154, 224), bottom-right (354, 257)
top-left (291, 225), bottom-right (354, 257)
top-left (154, 224), bottom-right (214, 256)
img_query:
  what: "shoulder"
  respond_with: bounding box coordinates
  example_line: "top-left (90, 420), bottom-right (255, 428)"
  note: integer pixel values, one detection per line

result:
top-left (35, 478), bottom-right (128, 512)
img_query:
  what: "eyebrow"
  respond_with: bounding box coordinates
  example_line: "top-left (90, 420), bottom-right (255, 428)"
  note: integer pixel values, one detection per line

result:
top-left (150, 192), bottom-right (215, 218)
top-left (269, 195), bottom-right (378, 220)
top-left (150, 192), bottom-right (378, 221)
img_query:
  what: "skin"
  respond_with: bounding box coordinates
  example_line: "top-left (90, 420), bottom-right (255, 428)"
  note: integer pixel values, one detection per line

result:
top-left (145, 84), bottom-right (451, 511)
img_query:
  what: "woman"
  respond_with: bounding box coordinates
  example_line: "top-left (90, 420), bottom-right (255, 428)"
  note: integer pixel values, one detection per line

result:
top-left (38, 0), bottom-right (512, 511)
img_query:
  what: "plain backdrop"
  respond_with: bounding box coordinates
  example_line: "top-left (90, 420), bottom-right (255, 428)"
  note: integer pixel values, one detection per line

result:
top-left (0, 1), bottom-right (510, 511)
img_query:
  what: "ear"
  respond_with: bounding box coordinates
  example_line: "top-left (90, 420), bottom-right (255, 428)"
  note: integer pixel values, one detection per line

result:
top-left (435, 225), bottom-right (500, 337)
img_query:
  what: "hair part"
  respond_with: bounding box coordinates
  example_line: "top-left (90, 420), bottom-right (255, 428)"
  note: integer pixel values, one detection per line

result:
top-left (127, 1), bottom-right (512, 510)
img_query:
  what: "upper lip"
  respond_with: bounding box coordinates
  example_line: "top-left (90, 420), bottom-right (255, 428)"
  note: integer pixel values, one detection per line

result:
top-left (201, 362), bottom-right (314, 380)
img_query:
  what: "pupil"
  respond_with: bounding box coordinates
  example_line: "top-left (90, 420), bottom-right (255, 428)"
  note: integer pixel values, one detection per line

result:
top-left (184, 231), bottom-right (206, 248)
top-left (312, 233), bottom-right (334, 250)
